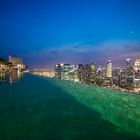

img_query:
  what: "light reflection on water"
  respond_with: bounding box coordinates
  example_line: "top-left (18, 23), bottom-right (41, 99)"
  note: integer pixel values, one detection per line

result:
top-left (0, 72), bottom-right (6, 82)
top-left (0, 71), bottom-right (23, 84)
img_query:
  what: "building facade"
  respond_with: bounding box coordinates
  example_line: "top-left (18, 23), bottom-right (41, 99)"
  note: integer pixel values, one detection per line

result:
top-left (9, 56), bottom-right (23, 65)
top-left (0, 58), bottom-right (6, 71)
top-left (106, 60), bottom-right (112, 78)
top-left (89, 63), bottom-right (96, 85)
top-left (134, 58), bottom-right (140, 72)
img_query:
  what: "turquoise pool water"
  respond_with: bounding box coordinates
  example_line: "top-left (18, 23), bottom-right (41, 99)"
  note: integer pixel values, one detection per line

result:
top-left (0, 74), bottom-right (140, 140)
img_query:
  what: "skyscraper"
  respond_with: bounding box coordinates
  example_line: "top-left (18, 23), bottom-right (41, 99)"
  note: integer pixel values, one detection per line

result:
top-left (106, 60), bottom-right (112, 78)
top-left (102, 60), bottom-right (113, 86)
top-left (61, 64), bottom-right (71, 80)
top-left (78, 64), bottom-right (83, 82)
top-left (81, 65), bottom-right (86, 83)
top-left (119, 59), bottom-right (134, 90)
top-left (134, 58), bottom-right (140, 72)
top-left (85, 64), bottom-right (90, 84)
top-left (71, 65), bottom-right (79, 82)
top-left (55, 64), bottom-right (62, 79)
top-left (126, 58), bottom-right (131, 69)
top-left (125, 58), bottom-right (133, 78)
top-left (96, 68), bottom-right (103, 86)
top-left (133, 59), bottom-right (140, 90)
top-left (89, 63), bottom-right (96, 85)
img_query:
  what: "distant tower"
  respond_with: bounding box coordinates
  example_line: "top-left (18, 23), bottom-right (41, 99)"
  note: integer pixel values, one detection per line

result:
top-left (55, 64), bottom-right (62, 79)
top-left (72, 65), bottom-right (79, 82)
top-left (97, 65), bottom-right (102, 73)
top-left (89, 63), bottom-right (96, 85)
top-left (96, 65), bottom-right (103, 86)
top-left (78, 64), bottom-right (83, 82)
top-left (126, 58), bottom-right (132, 69)
top-left (106, 60), bottom-right (112, 78)
top-left (134, 58), bottom-right (140, 72)
top-left (61, 64), bottom-right (71, 80)
top-left (125, 58), bottom-right (133, 77)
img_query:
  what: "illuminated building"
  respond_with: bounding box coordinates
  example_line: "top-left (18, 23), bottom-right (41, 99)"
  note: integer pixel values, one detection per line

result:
top-left (61, 64), bottom-right (71, 80)
top-left (0, 58), bottom-right (6, 71)
top-left (9, 56), bottom-right (23, 65)
top-left (119, 70), bottom-right (128, 88)
top-left (78, 63), bottom-right (96, 85)
top-left (33, 69), bottom-right (55, 78)
top-left (55, 63), bottom-right (71, 80)
top-left (134, 59), bottom-right (140, 80)
top-left (78, 64), bottom-right (83, 82)
top-left (81, 65), bottom-right (86, 83)
top-left (69, 65), bottom-right (79, 82)
top-left (133, 78), bottom-right (140, 92)
top-left (102, 60), bottom-right (113, 86)
top-left (126, 58), bottom-right (131, 69)
top-left (112, 69), bottom-right (121, 86)
top-left (8, 56), bottom-right (26, 70)
top-left (133, 59), bottom-right (140, 91)
top-left (106, 60), bottom-right (112, 78)
top-left (125, 58), bottom-right (133, 83)
top-left (134, 58), bottom-right (140, 72)
top-left (55, 64), bottom-right (62, 79)
top-left (73, 65), bottom-right (79, 82)
top-left (96, 69), bottom-right (103, 86)
top-left (89, 63), bottom-right (96, 85)
top-left (97, 65), bottom-right (102, 73)
top-left (119, 59), bottom-right (134, 90)
top-left (54, 58), bottom-right (140, 93)
top-left (85, 64), bottom-right (90, 84)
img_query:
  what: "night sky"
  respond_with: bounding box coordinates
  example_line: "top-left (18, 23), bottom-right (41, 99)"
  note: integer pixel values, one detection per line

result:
top-left (0, 0), bottom-right (140, 68)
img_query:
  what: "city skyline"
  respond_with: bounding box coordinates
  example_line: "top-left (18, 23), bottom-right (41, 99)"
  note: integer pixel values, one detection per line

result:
top-left (0, 55), bottom-right (139, 70)
top-left (0, 0), bottom-right (140, 68)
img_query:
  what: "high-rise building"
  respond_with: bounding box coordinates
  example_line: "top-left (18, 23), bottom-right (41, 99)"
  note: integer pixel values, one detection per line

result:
top-left (78, 64), bottom-right (83, 82)
top-left (70, 65), bottom-right (79, 82)
top-left (125, 58), bottom-right (133, 78)
top-left (85, 64), bottom-right (90, 84)
top-left (119, 59), bottom-right (134, 90)
top-left (81, 65), bottom-right (86, 83)
top-left (106, 60), bottom-right (112, 78)
top-left (102, 60), bottom-right (113, 86)
top-left (126, 58), bottom-right (132, 69)
top-left (55, 64), bottom-right (62, 79)
top-left (96, 70), bottom-right (103, 86)
top-left (97, 65), bottom-right (102, 73)
top-left (61, 64), bottom-right (71, 80)
top-left (133, 59), bottom-right (140, 90)
top-left (134, 58), bottom-right (140, 72)
top-left (89, 63), bottom-right (96, 85)
top-left (112, 69), bottom-right (121, 86)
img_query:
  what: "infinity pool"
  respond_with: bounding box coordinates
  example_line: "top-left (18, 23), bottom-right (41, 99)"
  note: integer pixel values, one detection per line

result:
top-left (0, 74), bottom-right (140, 140)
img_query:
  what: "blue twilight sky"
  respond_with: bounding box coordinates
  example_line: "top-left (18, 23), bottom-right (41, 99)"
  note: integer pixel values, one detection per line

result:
top-left (0, 0), bottom-right (140, 68)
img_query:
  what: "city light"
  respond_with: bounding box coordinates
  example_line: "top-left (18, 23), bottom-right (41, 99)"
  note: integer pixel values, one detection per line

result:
top-left (53, 58), bottom-right (140, 94)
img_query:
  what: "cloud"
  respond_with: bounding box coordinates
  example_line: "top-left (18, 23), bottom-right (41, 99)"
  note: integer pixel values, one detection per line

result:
top-left (23, 40), bottom-right (140, 68)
